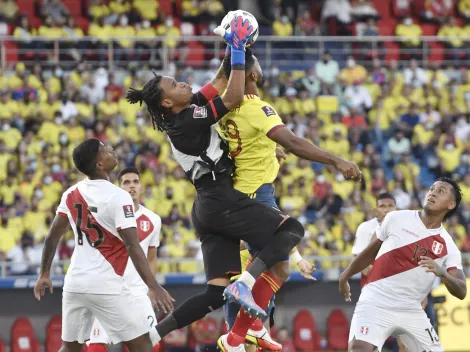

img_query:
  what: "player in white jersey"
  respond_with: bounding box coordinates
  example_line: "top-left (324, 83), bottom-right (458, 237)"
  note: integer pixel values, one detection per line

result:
top-left (352, 193), bottom-right (396, 288)
top-left (339, 177), bottom-right (467, 352)
top-left (88, 167), bottom-right (162, 351)
top-left (33, 139), bottom-right (174, 352)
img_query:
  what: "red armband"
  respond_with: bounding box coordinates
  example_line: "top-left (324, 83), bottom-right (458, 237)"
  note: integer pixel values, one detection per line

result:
top-left (199, 83), bottom-right (219, 101)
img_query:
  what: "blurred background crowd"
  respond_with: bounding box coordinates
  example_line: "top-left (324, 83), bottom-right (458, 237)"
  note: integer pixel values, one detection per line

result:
top-left (0, 0), bottom-right (469, 279)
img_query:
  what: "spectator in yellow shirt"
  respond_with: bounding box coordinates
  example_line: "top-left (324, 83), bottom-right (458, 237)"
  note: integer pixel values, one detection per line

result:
top-left (460, 0), bottom-right (470, 21)
top-left (38, 16), bottom-right (65, 49)
top-left (273, 14), bottom-right (294, 36)
top-left (133, 0), bottom-right (158, 21)
top-left (114, 15), bottom-right (136, 63)
top-left (136, 20), bottom-right (157, 62)
top-left (88, 17), bottom-right (113, 63)
top-left (339, 56), bottom-right (367, 84)
top-left (156, 17), bottom-right (181, 58)
top-left (395, 17), bottom-right (422, 50)
top-left (181, 0), bottom-right (202, 22)
top-left (14, 15), bottom-right (39, 60)
top-left (89, 0), bottom-right (112, 23)
top-left (62, 16), bottom-right (85, 61)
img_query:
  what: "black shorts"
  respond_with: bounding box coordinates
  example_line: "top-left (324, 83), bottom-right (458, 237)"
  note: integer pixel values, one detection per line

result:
top-left (192, 180), bottom-right (285, 281)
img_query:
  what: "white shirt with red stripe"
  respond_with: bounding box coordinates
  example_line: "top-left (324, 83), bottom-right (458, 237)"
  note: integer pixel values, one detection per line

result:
top-left (57, 179), bottom-right (137, 295)
top-left (359, 210), bottom-right (462, 311)
top-left (352, 217), bottom-right (380, 288)
top-left (352, 217), bottom-right (379, 255)
top-left (122, 205), bottom-right (161, 297)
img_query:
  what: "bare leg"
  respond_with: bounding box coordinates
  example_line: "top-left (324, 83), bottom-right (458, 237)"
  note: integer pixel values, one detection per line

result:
top-left (124, 333), bottom-right (153, 352)
top-left (349, 338), bottom-right (377, 352)
top-left (59, 341), bottom-right (83, 352)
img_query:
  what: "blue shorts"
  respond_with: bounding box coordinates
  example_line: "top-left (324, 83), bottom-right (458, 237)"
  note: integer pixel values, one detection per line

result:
top-left (224, 183), bottom-right (285, 329)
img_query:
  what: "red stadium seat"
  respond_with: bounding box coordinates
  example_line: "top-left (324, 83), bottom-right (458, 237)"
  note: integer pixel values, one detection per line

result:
top-left (62, 0), bottom-right (82, 17)
top-left (46, 316), bottom-right (62, 352)
top-left (293, 310), bottom-right (321, 352)
top-left (10, 317), bottom-right (40, 352)
top-left (185, 41), bottom-right (205, 68)
top-left (372, 0), bottom-right (391, 19)
top-left (327, 309), bottom-right (349, 350)
top-left (220, 319), bottom-right (228, 335)
top-left (159, 0), bottom-right (173, 16)
top-left (0, 339), bottom-right (5, 352)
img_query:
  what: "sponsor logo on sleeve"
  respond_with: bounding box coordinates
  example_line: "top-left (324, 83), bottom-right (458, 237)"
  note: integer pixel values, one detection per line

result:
top-left (193, 107), bottom-right (208, 118)
top-left (360, 326), bottom-right (369, 335)
top-left (261, 105), bottom-right (276, 117)
top-left (123, 205), bottom-right (134, 218)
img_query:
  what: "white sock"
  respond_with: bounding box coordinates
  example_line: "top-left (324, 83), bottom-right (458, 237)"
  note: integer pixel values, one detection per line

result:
top-left (149, 327), bottom-right (161, 345)
top-left (237, 271), bottom-right (256, 290)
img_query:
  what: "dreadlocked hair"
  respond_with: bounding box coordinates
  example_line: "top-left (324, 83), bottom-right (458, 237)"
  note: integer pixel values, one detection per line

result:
top-left (126, 72), bottom-right (169, 132)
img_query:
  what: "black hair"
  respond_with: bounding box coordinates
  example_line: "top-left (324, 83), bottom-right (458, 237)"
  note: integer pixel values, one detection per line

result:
top-left (222, 48), bottom-right (255, 80)
top-left (376, 192), bottom-right (396, 204)
top-left (118, 167), bottom-right (140, 183)
top-left (126, 72), bottom-right (169, 132)
top-left (72, 138), bottom-right (101, 176)
top-left (436, 176), bottom-right (462, 222)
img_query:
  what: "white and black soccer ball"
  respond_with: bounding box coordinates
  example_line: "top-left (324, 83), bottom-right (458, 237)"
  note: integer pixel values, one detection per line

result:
top-left (220, 10), bottom-right (259, 47)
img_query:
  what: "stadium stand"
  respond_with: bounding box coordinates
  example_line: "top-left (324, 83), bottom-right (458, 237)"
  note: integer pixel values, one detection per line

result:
top-left (10, 317), bottom-right (40, 352)
top-left (0, 0), bottom-right (469, 350)
top-left (293, 310), bottom-right (322, 351)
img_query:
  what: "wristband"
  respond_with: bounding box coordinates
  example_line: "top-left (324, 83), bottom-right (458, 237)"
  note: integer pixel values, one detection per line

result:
top-left (290, 251), bottom-right (303, 265)
top-left (231, 47), bottom-right (245, 66)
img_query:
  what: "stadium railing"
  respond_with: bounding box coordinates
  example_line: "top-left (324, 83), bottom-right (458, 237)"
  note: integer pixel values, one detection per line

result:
top-left (0, 35), bottom-right (467, 70)
top-left (1, 253), bottom-right (469, 280)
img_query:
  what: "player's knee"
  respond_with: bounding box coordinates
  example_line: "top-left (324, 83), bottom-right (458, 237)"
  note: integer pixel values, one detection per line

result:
top-left (205, 284), bottom-right (227, 310)
top-left (87, 344), bottom-right (108, 352)
top-left (277, 217), bottom-right (305, 245)
top-left (269, 261), bottom-right (290, 283)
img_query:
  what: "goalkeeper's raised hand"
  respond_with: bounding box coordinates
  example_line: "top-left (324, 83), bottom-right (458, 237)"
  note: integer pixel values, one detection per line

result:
top-left (214, 15), bottom-right (254, 51)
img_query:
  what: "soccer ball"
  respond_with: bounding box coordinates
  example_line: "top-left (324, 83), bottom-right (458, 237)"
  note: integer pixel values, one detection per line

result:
top-left (220, 10), bottom-right (259, 47)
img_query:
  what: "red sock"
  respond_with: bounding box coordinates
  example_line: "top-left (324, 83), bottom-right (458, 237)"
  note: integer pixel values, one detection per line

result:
top-left (250, 318), bottom-right (264, 332)
top-left (227, 272), bottom-right (280, 346)
top-left (88, 344), bottom-right (108, 352)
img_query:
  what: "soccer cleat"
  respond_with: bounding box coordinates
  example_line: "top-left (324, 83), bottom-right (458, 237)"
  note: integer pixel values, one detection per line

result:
top-left (245, 326), bottom-right (282, 351)
top-left (223, 281), bottom-right (267, 319)
top-left (217, 334), bottom-right (246, 352)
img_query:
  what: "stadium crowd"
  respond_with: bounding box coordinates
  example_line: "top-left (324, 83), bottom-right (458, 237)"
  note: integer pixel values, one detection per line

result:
top-left (0, 0), bottom-right (469, 278)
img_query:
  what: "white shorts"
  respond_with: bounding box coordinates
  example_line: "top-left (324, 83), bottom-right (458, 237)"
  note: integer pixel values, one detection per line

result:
top-left (349, 302), bottom-right (443, 352)
top-left (62, 289), bottom-right (152, 344)
top-left (88, 294), bottom-right (158, 346)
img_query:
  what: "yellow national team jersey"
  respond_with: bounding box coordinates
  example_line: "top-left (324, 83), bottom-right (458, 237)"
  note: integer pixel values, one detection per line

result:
top-left (218, 95), bottom-right (284, 194)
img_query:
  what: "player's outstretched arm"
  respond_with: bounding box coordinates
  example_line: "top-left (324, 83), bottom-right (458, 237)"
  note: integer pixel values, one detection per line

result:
top-left (34, 214), bottom-right (70, 300)
top-left (269, 127), bottom-right (362, 181)
top-left (338, 236), bottom-right (383, 301)
top-left (419, 256), bottom-right (467, 300)
top-left (214, 16), bottom-right (254, 110)
top-left (120, 227), bottom-right (175, 313)
top-left (211, 57), bottom-right (229, 95)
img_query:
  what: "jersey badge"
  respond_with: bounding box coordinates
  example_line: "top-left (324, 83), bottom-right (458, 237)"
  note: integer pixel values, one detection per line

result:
top-left (140, 220), bottom-right (150, 232)
top-left (123, 205), bottom-right (134, 218)
top-left (261, 106), bottom-right (276, 117)
top-left (432, 240), bottom-right (443, 255)
top-left (193, 107), bottom-right (208, 118)
top-left (360, 326), bottom-right (369, 335)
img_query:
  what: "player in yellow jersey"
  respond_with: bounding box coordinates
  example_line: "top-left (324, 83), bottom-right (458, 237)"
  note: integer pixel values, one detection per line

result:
top-left (217, 49), bottom-right (362, 352)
